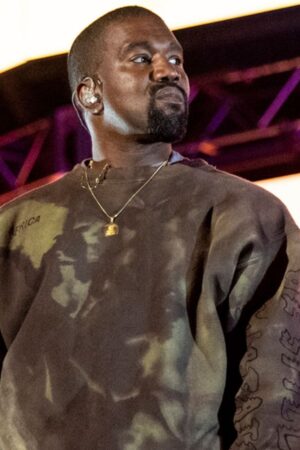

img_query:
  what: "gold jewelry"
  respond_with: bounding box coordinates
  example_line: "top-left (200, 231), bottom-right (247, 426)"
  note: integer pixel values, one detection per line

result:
top-left (80, 161), bottom-right (110, 189)
top-left (88, 160), bottom-right (111, 188)
top-left (83, 158), bottom-right (169, 237)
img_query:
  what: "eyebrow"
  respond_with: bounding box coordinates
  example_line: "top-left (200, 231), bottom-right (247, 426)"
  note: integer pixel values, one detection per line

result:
top-left (119, 40), bottom-right (183, 59)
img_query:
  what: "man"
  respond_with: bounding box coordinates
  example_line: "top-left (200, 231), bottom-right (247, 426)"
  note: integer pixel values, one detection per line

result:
top-left (0, 6), bottom-right (300, 449)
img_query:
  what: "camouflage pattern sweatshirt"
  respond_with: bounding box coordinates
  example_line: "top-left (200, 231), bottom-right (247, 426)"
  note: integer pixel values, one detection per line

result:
top-left (0, 158), bottom-right (300, 450)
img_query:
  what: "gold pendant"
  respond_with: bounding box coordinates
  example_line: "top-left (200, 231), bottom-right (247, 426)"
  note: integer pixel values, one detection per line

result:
top-left (104, 221), bottom-right (119, 237)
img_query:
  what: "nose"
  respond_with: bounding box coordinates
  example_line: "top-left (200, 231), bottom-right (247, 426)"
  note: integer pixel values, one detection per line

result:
top-left (151, 55), bottom-right (180, 83)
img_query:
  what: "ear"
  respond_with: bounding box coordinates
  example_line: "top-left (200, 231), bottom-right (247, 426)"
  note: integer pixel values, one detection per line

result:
top-left (75, 76), bottom-right (103, 115)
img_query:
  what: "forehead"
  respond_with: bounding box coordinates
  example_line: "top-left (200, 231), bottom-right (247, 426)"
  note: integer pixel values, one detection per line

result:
top-left (102, 15), bottom-right (182, 56)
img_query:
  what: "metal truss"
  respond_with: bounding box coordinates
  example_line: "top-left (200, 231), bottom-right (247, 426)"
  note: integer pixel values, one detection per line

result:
top-left (174, 56), bottom-right (300, 178)
top-left (0, 106), bottom-right (90, 202)
top-left (1, 55), bottom-right (300, 202)
top-left (0, 118), bottom-right (50, 190)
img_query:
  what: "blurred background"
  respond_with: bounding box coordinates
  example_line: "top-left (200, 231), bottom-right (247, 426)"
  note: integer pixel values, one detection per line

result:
top-left (0, 0), bottom-right (300, 223)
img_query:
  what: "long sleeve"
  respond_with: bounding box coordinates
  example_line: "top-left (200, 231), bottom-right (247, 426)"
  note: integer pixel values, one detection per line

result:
top-left (191, 181), bottom-right (300, 448)
top-left (230, 228), bottom-right (300, 449)
top-left (0, 160), bottom-right (299, 449)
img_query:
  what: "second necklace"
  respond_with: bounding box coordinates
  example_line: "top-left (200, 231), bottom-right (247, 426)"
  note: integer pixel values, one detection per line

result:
top-left (84, 158), bottom-right (169, 237)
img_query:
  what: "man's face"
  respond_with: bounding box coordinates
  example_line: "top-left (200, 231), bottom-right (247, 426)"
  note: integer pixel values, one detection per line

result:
top-left (97, 15), bottom-right (190, 143)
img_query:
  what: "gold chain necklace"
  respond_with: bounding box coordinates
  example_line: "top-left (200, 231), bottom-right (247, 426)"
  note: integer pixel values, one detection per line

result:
top-left (83, 158), bottom-right (169, 237)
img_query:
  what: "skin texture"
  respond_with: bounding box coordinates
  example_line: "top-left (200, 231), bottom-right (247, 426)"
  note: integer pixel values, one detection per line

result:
top-left (75, 15), bottom-right (190, 168)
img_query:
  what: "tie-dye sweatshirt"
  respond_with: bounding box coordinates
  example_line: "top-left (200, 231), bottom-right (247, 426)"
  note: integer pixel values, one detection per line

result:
top-left (0, 158), bottom-right (300, 450)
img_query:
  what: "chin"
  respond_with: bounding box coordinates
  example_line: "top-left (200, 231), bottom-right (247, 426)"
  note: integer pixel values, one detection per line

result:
top-left (147, 105), bottom-right (188, 143)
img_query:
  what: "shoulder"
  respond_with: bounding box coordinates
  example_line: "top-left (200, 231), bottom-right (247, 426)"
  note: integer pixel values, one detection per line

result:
top-left (0, 166), bottom-right (81, 213)
top-left (178, 157), bottom-right (284, 205)
top-left (176, 158), bottom-right (297, 238)
top-left (178, 158), bottom-right (274, 198)
top-left (0, 167), bottom-right (83, 246)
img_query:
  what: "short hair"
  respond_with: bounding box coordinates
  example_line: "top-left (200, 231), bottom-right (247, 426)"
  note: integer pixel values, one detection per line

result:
top-left (67, 6), bottom-right (162, 93)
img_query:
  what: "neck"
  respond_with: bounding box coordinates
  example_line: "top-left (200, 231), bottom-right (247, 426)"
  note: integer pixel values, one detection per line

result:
top-left (91, 139), bottom-right (173, 168)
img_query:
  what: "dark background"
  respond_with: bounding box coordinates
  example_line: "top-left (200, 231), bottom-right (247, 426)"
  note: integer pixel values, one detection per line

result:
top-left (1, 5), bottom-right (300, 197)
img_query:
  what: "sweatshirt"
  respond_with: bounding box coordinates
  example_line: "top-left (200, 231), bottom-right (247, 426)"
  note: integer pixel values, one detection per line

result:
top-left (0, 158), bottom-right (300, 449)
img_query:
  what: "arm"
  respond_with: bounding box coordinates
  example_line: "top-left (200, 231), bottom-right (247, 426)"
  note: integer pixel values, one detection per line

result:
top-left (230, 229), bottom-right (300, 449)
top-left (0, 333), bottom-right (6, 375)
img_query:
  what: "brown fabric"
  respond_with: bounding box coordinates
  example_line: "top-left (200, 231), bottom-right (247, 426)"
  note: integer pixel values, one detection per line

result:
top-left (0, 159), bottom-right (299, 449)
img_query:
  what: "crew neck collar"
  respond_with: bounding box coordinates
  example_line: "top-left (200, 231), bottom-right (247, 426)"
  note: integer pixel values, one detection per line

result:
top-left (79, 151), bottom-right (186, 180)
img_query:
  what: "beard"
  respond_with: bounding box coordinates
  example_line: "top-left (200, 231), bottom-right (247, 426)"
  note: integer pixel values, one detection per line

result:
top-left (145, 84), bottom-right (189, 143)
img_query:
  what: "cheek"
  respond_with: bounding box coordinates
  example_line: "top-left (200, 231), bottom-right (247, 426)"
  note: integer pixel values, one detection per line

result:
top-left (183, 75), bottom-right (190, 99)
top-left (104, 74), bottom-right (145, 105)
top-left (187, 82), bottom-right (191, 99)
top-left (101, 84), bottom-right (149, 132)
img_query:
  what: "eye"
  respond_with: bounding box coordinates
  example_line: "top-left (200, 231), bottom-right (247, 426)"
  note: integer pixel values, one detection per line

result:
top-left (168, 55), bottom-right (182, 66)
top-left (131, 54), bottom-right (151, 64)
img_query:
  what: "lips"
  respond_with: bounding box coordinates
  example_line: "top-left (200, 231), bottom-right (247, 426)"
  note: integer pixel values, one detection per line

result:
top-left (154, 86), bottom-right (185, 103)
